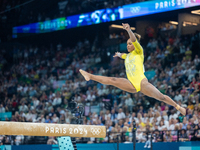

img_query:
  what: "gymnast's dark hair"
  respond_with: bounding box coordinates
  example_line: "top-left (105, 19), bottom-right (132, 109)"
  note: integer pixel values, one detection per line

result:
top-left (134, 33), bottom-right (141, 42)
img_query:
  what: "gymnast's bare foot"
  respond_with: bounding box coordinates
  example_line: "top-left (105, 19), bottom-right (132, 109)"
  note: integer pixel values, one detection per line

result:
top-left (79, 69), bottom-right (91, 81)
top-left (179, 107), bottom-right (186, 116)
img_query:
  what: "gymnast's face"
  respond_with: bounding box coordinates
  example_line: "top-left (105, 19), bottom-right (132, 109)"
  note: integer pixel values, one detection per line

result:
top-left (127, 39), bottom-right (135, 52)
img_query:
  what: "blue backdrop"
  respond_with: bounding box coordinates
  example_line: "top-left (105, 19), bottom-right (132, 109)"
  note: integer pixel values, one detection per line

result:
top-left (13, 0), bottom-right (200, 38)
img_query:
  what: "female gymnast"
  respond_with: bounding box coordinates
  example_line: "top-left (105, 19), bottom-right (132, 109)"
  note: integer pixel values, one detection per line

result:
top-left (80, 23), bottom-right (186, 115)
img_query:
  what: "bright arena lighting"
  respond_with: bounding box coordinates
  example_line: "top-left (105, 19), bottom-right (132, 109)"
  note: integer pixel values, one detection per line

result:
top-left (191, 9), bottom-right (200, 15)
top-left (110, 24), bottom-right (136, 30)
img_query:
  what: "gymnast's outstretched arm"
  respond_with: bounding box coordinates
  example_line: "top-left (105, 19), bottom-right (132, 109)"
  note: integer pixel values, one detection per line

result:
top-left (122, 23), bottom-right (136, 42)
top-left (113, 52), bottom-right (126, 59)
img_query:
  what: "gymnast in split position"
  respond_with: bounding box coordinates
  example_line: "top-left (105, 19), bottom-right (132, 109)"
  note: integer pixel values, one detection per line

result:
top-left (80, 23), bottom-right (186, 116)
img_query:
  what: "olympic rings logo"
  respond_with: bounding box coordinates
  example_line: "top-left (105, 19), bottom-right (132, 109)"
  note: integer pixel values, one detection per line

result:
top-left (91, 128), bottom-right (101, 135)
top-left (130, 6), bottom-right (141, 13)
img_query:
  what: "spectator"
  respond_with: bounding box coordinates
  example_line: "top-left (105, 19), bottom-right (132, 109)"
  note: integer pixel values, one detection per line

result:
top-left (15, 135), bottom-right (24, 145)
top-left (191, 126), bottom-right (200, 141)
top-left (174, 91), bottom-right (183, 102)
top-left (110, 109), bottom-right (118, 123)
top-left (189, 118), bottom-right (196, 129)
top-left (187, 101), bottom-right (194, 111)
top-left (105, 110), bottom-right (111, 120)
top-left (169, 111), bottom-right (178, 120)
top-left (179, 129), bottom-right (189, 141)
top-left (164, 131), bottom-right (172, 142)
top-left (129, 112), bottom-right (137, 123)
top-left (125, 94), bottom-right (133, 112)
top-left (45, 116), bottom-right (52, 123)
top-left (0, 104), bottom-right (5, 113)
top-left (40, 82), bottom-right (47, 91)
top-left (182, 118), bottom-right (188, 130)
top-left (32, 97), bottom-right (39, 108)
top-left (36, 114), bottom-right (45, 123)
top-left (19, 103), bottom-right (28, 113)
top-left (185, 46), bottom-right (192, 61)
top-left (52, 94), bottom-right (62, 106)
top-left (162, 111), bottom-right (168, 121)
top-left (191, 125), bottom-right (199, 141)
top-left (194, 55), bottom-right (200, 66)
top-left (136, 129), bottom-right (146, 143)
top-left (154, 130), bottom-right (162, 142)
top-left (158, 120), bottom-right (167, 131)
top-left (160, 102), bottom-right (165, 111)
top-left (117, 108), bottom-right (125, 120)
top-left (52, 114), bottom-right (59, 123)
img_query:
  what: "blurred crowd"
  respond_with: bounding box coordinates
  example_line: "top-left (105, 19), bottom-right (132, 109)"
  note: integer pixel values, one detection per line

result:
top-left (0, 28), bottom-right (199, 145)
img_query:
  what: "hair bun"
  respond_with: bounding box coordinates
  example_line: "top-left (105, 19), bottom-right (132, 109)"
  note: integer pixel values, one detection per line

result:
top-left (134, 33), bottom-right (141, 41)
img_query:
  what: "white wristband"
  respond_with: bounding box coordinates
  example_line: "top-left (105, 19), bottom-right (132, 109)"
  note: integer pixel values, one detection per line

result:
top-left (117, 53), bottom-right (121, 57)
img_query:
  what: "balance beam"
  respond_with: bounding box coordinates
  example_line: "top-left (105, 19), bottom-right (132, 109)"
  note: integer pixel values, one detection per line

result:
top-left (0, 121), bottom-right (106, 138)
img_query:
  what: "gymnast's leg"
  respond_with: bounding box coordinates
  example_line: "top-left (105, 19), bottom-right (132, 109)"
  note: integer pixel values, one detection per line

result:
top-left (79, 69), bottom-right (137, 93)
top-left (140, 78), bottom-right (186, 115)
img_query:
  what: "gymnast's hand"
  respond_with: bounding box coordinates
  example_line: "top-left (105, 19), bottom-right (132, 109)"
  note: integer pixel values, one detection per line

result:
top-left (113, 52), bottom-right (122, 58)
top-left (122, 23), bottom-right (131, 31)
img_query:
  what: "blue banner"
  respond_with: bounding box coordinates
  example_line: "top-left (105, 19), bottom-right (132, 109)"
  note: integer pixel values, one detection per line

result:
top-left (12, 0), bottom-right (200, 38)
top-left (122, 0), bottom-right (199, 19)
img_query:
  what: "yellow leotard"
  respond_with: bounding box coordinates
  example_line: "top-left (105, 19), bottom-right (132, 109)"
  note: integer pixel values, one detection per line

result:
top-left (121, 39), bottom-right (146, 92)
